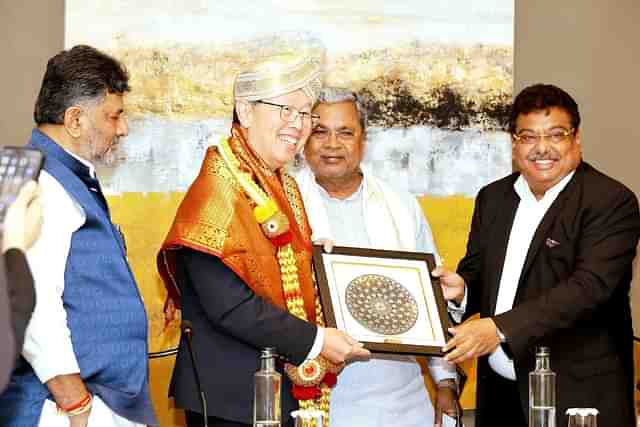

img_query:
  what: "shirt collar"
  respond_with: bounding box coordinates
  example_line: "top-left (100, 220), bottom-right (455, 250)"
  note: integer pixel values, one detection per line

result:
top-left (514, 170), bottom-right (575, 203)
top-left (30, 128), bottom-right (97, 180)
top-left (64, 147), bottom-right (97, 178)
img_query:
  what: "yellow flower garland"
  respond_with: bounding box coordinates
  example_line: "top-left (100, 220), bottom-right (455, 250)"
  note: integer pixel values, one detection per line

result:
top-left (215, 136), bottom-right (332, 426)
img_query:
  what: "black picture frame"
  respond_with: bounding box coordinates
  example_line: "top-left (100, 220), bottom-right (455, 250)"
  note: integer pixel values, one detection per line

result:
top-left (312, 244), bottom-right (450, 356)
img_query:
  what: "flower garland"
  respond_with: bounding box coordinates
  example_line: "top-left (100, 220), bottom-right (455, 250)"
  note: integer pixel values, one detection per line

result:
top-left (215, 136), bottom-right (337, 426)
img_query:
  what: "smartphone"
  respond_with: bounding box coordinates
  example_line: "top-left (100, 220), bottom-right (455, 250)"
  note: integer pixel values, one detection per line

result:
top-left (0, 146), bottom-right (45, 223)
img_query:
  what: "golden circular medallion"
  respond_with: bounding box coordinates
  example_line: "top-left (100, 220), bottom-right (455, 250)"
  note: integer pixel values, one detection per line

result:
top-left (285, 358), bottom-right (328, 387)
top-left (345, 274), bottom-right (418, 335)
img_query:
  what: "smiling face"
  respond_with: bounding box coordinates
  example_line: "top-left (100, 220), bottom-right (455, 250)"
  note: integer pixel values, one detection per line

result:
top-left (512, 107), bottom-right (582, 199)
top-left (237, 89), bottom-right (313, 171)
top-left (304, 101), bottom-right (366, 198)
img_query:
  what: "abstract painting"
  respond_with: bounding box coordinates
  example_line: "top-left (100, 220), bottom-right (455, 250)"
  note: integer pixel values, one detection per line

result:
top-left (65, 1), bottom-right (514, 420)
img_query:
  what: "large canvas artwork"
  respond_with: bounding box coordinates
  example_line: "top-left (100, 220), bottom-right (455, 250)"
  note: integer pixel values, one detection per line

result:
top-left (67, 1), bottom-right (513, 197)
top-left (66, 1), bottom-right (513, 422)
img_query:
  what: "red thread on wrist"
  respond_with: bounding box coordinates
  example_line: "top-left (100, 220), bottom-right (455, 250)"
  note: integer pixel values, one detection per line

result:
top-left (57, 393), bottom-right (91, 413)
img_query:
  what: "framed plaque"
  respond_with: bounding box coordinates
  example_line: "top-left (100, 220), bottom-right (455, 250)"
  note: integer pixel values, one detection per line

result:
top-left (312, 245), bottom-right (449, 356)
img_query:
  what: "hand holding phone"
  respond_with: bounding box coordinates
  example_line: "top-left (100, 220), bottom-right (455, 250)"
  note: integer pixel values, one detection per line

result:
top-left (2, 181), bottom-right (43, 252)
top-left (0, 147), bottom-right (43, 221)
top-left (0, 147), bottom-right (45, 252)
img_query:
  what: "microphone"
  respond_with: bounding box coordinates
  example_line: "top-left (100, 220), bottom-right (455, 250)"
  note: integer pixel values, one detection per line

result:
top-left (181, 320), bottom-right (208, 427)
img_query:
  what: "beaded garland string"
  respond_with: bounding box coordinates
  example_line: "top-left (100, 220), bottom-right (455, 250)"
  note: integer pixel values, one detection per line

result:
top-left (215, 136), bottom-right (336, 426)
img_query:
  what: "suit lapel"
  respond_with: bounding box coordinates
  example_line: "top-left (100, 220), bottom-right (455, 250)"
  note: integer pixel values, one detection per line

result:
top-left (517, 165), bottom-right (583, 294)
top-left (487, 185), bottom-right (520, 314)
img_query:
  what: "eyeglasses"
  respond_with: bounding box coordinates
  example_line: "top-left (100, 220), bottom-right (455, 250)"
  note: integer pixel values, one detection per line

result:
top-left (512, 128), bottom-right (575, 145)
top-left (310, 128), bottom-right (358, 142)
top-left (255, 100), bottom-right (320, 127)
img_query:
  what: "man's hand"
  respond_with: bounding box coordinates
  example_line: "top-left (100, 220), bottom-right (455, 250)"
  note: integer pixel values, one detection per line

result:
top-left (46, 373), bottom-right (91, 426)
top-left (313, 238), bottom-right (334, 253)
top-left (434, 382), bottom-right (461, 427)
top-left (2, 181), bottom-right (42, 252)
top-left (443, 318), bottom-right (501, 364)
top-left (431, 266), bottom-right (465, 304)
top-left (321, 327), bottom-right (370, 365)
top-left (163, 296), bottom-right (179, 329)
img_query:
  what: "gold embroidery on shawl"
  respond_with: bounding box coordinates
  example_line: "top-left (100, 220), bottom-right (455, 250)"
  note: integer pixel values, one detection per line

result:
top-left (282, 172), bottom-right (310, 237)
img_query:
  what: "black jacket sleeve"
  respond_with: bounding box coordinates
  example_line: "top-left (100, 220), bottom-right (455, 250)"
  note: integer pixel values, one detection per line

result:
top-left (494, 185), bottom-right (640, 360)
top-left (3, 248), bottom-right (35, 359)
top-left (178, 248), bottom-right (318, 365)
top-left (0, 255), bottom-right (16, 391)
top-left (457, 187), bottom-right (487, 319)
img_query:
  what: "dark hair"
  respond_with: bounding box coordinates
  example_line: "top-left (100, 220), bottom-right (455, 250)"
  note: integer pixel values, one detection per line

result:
top-left (34, 45), bottom-right (130, 125)
top-left (509, 84), bottom-right (580, 134)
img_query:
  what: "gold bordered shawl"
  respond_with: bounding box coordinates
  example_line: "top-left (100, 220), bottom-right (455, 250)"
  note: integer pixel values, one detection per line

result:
top-left (157, 125), bottom-right (318, 323)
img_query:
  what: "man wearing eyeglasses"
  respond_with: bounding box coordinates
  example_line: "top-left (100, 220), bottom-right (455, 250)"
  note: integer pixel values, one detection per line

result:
top-left (432, 84), bottom-right (640, 426)
top-left (158, 54), bottom-right (369, 427)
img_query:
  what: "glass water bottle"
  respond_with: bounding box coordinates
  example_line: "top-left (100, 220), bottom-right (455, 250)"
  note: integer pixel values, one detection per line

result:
top-left (529, 346), bottom-right (556, 427)
top-left (254, 347), bottom-right (281, 427)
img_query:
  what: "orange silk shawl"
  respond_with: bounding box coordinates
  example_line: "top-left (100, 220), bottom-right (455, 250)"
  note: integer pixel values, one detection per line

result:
top-left (158, 125), bottom-right (318, 323)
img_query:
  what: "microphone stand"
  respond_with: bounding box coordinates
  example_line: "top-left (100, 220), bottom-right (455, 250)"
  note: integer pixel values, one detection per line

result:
top-left (182, 320), bottom-right (208, 427)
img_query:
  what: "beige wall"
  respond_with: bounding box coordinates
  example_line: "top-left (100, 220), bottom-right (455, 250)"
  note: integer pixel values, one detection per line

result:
top-left (0, 0), bottom-right (64, 146)
top-left (1, 0), bottom-right (639, 325)
top-left (515, 0), bottom-right (640, 334)
top-left (516, 0), bottom-right (640, 195)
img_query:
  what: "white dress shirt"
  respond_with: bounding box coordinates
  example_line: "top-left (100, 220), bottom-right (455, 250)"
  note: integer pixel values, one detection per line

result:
top-left (22, 149), bottom-right (142, 426)
top-left (488, 171), bottom-right (575, 380)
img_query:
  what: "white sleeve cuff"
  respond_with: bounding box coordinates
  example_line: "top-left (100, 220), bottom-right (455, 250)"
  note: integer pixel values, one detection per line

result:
top-left (447, 284), bottom-right (468, 323)
top-left (305, 326), bottom-right (324, 360)
top-left (427, 356), bottom-right (457, 383)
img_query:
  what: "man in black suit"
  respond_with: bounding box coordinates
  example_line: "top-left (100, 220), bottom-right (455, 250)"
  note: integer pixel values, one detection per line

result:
top-left (432, 84), bottom-right (640, 426)
top-left (0, 181), bottom-right (41, 392)
top-left (158, 53), bottom-right (370, 427)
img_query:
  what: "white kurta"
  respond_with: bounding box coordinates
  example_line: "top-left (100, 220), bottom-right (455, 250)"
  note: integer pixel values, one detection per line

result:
top-left (295, 166), bottom-right (458, 427)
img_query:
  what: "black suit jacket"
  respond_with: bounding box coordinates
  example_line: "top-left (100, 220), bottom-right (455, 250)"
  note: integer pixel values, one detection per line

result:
top-left (171, 248), bottom-right (318, 425)
top-left (458, 162), bottom-right (640, 426)
top-left (0, 249), bottom-right (35, 392)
